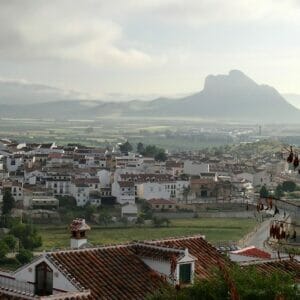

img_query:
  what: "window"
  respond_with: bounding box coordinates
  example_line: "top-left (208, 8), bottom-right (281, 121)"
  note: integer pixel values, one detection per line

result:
top-left (35, 262), bottom-right (53, 296)
top-left (179, 263), bottom-right (192, 284)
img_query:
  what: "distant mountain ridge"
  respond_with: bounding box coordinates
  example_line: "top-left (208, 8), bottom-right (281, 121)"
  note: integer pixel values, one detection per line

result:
top-left (1, 70), bottom-right (300, 123)
top-left (0, 80), bottom-right (90, 105)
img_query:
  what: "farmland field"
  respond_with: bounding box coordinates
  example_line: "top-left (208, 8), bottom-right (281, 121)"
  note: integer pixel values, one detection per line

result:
top-left (37, 218), bottom-right (257, 250)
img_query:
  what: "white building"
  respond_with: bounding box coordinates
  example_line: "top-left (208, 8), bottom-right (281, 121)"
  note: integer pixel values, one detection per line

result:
top-left (70, 181), bottom-right (90, 207)
top-left (183, 160), bottom-right (209, 176)
top-left (111, 181), bottom-right (135, 204)
top-left (6, 155), bottom-right (24, 172)
top-left (121, 203), bottom-right (138, 221)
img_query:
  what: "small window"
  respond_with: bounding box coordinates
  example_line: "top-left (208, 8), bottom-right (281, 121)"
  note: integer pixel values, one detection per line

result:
top-left (179, 264), bottom-right (192, 284)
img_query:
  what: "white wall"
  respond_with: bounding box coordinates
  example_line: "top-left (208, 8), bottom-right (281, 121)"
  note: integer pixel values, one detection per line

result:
top-left (97, 169), bottom-right (111, 188)
top-left (14, 256), bottom-right (78, 292)
top-left (136, 182), bottom-right (170, 200)
top-left (184, 160), bottom-right (209, 175)
top-left (141, 258), bottom-right (171, 281)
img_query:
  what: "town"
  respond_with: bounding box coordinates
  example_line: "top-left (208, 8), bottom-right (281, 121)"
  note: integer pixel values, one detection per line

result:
top-left (0, 137), bottom-right (299, 299)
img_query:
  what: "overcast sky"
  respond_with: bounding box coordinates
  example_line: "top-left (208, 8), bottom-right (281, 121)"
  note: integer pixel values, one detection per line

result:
top-left (1, 0), bottom-right (300, 100)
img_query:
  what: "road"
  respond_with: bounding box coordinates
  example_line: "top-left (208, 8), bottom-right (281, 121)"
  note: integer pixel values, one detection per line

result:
top-left (240, 212), bottom-right (290, 256)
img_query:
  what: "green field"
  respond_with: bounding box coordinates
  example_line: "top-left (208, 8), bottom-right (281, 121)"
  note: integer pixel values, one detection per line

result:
top-left (37, 218), bottom-right (256, 250)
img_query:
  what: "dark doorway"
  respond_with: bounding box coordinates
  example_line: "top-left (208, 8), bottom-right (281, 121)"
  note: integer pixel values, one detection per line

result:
top-left (35, 262), bottom-right (53, 296)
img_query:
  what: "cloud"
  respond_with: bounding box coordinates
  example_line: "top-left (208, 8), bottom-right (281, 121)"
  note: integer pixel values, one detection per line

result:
top-left (0, 1), bottom-right (157, 68)
top-left (148, 0), bottom-right (300, 26)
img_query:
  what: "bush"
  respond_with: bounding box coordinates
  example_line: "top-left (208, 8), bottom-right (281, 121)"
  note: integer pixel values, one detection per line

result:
top-left (10, 223), bottom-right (42, 250)
top-left (57, 196), bottom-right (77, 208)
top-left (3, 235), bottom-right (17, 252)
top-left (282, 181), bottom-right (297, 192)
top-left (0, 240), bottom-right (9, 260)
top-left (152, 217), bottom-right (170, 228)
top-left (16, 248), bottom-right (33, 265)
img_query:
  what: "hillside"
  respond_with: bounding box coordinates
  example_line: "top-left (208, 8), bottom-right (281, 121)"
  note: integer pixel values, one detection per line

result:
top-left (1, 70), bottom-right (300, 123)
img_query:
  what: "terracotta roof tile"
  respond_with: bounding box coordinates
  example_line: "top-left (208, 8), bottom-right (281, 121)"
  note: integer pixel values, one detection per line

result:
top-left (241, 259), bottom-right (300, 281)
top-left (49, 246), bottom-right (166, 300)
top-left (131, 243), bottom-right (184, 261)
top-left (150, 235), bottom-right (228, 279)
top-left (231, 246), bottom-right (271, 259)
top-left (148, 198), bottom-right (176, 205)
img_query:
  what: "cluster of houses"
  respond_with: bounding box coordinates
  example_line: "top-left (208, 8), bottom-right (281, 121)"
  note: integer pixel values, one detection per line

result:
top-left (0, 139), bottom-right (290, 219)
top-left (0, 218), bottom-right (299, 299)
top-left (0, 139), bottom-right (299, 299)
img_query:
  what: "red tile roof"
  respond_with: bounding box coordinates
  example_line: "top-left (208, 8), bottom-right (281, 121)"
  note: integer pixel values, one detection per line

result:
top-left (0, 288), bottom-right (92, 300)
top-left (131, 243), bottom-right (184, 261)
top-left (49, 246), bottom-right (165, 300)
top-left (48, 153), bottom-right (63, 159)
top-left (46, 235), bottom-right (227, 299)
top-left (120, 173), bottom-right (174, 183)
top-left (241, 259), bottom-right (300, 281)
top-left (148, 198), bottom-right (176, 205)
top-left (118, 181), bottom-right (134, 188)
top-left (231, 246), bottom-right (271, 259)
top-left (150, 235), bottom-right (228, 279)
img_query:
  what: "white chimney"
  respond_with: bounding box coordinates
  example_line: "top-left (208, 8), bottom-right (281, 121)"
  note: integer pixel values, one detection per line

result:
top-left (70, 218), bottom-right (91, 249)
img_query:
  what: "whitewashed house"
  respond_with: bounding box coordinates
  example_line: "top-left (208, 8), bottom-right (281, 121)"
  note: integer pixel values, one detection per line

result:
top-left (70, 180), bottom-right (90, 206)
top-left (183, 160), bottom-right (210, 176)
top-left (6, 155), bottom-right (24, 172)
top-left (111, 181), bottom-right (135, 204)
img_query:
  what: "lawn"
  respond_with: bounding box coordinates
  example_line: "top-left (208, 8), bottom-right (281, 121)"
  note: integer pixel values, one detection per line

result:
top-left (37, 218), bottom-right (257, 250)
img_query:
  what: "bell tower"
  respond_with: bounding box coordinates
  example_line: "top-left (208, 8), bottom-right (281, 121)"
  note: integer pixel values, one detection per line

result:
top-left (70, 218), bottom-right (91, 249)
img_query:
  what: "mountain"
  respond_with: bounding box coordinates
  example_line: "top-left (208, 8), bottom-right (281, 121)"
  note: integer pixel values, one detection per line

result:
top-left (283, 93), bottom-right (300, 110)
top-left (0, 70), bottom-right (300, 123)
top-left (146, 70), bottom-right (300, 122)
top-left (0, 80), bottom-right (90, 105)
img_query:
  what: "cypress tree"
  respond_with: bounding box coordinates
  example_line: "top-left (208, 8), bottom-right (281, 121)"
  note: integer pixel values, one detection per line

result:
top-left (2, 189), bottom-right (15, 215)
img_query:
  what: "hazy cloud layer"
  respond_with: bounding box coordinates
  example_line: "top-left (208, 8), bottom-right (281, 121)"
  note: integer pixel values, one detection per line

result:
top-left (0, 0), bottom-right (300, 99)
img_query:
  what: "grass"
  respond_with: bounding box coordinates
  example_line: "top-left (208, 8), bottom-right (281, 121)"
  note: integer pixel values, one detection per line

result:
top-left (37, 218), bottom-right (257, 250)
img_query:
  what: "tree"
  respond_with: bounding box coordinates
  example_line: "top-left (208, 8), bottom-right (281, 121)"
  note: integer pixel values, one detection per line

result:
top-left (152, 217), bottom-right (170, 228)
top-left (282, 181), bottom-right (297, 192)
top-left (259, 185), bottom-right (269, 198)
top-left (11, 223), bottom-right (42, 250)
top-left (16, 248), bottom-right (33, 264)
top-left (57, 196), bottom-right (77, 208)
top-left (137, 142), bottom-right (145, 154)
top-left (120, 216), bottom-right (128, 227)
top-left (84, 204), bottom-right (97, 222)
top-left (154, 150), bottom-right (167, 162)
top-left (139, 200), bottom-right (153, 219)
top-left (183, 186), bottom-right (191, 204)
top-left (147, 266), bottom-right (299, 300)
top-left (0, 240), bottom-right (9, 260)
top-left (275, 184), bottom-right (284, 199)
top-left (135, 215), bottom-right (145, 227)
top-left (119, 141), bottom-right (133, 153)
top-left (98, 211), bottom-right (111, 226)
top-left (3, 235), bottom-right (17, 252)
top-left (142, 145), bottom-right (167, 161)
top-left (2, 189), bottom-right (15, 215)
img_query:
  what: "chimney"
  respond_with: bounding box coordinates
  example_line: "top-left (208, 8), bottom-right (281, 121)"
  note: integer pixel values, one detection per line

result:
top-left (70, 218), bottom-right (91, 249)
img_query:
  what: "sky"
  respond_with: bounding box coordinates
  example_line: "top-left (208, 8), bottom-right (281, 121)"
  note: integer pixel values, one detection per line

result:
top-left (1, 0), bottom-right (300, 101)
